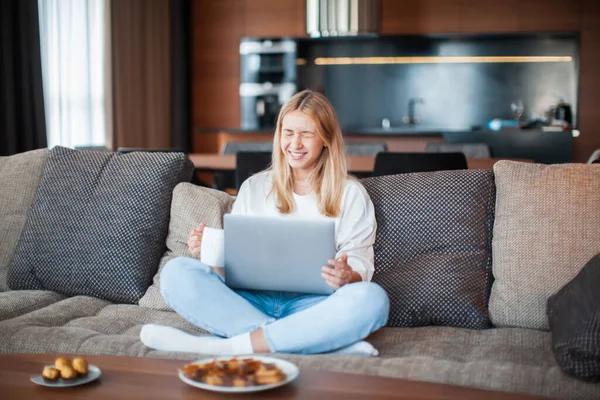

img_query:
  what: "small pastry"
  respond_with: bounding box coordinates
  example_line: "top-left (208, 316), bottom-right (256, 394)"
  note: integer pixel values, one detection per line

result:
top-left (59, 365), bottom-right (78, 380)
top-left (232, 377), bottom-right (247, 387)
top-left (204, 374), bottom-right (223, 386)
top-left (42, 366), bottom-right (60, 381)
top-left (54, 356), bottom-right (71, 371)
top-left (72, 357), bottom-right (88, 376)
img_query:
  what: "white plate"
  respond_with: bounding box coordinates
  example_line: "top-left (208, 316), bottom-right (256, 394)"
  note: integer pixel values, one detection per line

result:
top-left (31, 365), bottom-right (102, 387)
top-left (178, 356), bottom-right (299, 393)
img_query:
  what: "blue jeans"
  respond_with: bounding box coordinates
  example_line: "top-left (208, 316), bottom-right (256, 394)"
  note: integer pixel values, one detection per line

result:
top-left (160, 257), bottom-right (390, 354)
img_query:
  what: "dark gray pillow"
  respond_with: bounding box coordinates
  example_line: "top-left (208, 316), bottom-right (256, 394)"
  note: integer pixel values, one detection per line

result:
top-left (8, 146), bottom-right (193, 303)
top-left (547, 253), bottom-right (600, 382)
top-left (361, 170), bottom-right (496, 329)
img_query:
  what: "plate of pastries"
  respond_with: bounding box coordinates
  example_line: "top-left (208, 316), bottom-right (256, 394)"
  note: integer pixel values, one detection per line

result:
top-left (178, 356), bottom-right (299, 393)
top-left (30, 356), bottom-right (101, 387)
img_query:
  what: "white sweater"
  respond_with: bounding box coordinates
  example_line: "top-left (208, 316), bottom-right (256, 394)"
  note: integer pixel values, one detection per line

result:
top-left (231, 171), bottom-right (377, 281)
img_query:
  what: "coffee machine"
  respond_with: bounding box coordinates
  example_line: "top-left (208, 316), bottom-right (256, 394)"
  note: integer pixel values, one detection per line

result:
top-left (240, 38), bottom-right (297, 130)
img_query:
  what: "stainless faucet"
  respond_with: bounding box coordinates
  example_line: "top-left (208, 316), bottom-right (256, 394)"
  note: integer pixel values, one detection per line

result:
top-left (403, 97), bottom-right (424, 125)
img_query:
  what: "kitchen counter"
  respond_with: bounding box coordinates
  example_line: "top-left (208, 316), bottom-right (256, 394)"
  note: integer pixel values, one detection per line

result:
top-left (195, 126), bottom-right (471, 136)
top-left (442, 129), bottom-right (574, 164)
top-left (343, 126), bottom-right (473, 135)
top-left (189, 154), bottom-right (533, 173)
top-left (193, 127), bottom-right (574, 164)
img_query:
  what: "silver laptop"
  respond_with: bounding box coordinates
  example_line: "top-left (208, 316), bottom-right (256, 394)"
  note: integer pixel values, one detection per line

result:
top-left (223, 214), bottom-right (336, 295)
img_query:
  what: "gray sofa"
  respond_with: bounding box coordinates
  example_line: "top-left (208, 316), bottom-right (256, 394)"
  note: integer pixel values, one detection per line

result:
top-left (1, 147), bottom-right (599, 399)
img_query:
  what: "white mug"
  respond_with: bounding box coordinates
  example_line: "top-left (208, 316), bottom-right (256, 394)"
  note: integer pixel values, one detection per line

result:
top-left (200, 226), bottom-right (225, 268)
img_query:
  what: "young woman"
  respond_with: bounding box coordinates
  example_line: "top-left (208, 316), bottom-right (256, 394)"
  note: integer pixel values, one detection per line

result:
top-left (141, 90), bottom-right (389, 356)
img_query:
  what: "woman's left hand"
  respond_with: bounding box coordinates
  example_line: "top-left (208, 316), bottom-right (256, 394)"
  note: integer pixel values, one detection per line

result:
top-left (321, 253), bottom-right (357, 290)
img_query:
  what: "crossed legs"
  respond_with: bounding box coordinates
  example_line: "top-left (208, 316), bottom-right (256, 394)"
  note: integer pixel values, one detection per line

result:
top-left (140, 257), bottom-right (389, 356)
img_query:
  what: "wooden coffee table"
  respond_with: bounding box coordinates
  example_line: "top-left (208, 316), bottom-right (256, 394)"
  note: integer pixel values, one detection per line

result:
top-left (0, 353), bottom-right (548, 399)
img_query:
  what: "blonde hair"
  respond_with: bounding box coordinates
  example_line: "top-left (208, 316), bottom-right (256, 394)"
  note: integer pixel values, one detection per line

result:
top-left (270, 90), bottom-right (348, 217)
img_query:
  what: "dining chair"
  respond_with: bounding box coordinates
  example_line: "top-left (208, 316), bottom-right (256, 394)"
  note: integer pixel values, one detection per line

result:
top-left (426, 142), bottom-right (491, 158)
top-left (372, 152), bottom-right (468, 177)
top-left (222, 141), bottom-right (273, 154)
top-left (345, 142), bottom-right (388, 156)
top-left (344, 142), bottom-right (388, 178)
top-left (235, 151), bottom-right (272, 190)
top-left (587, 149), bottom-right (600, 164)
top-left (213, 142), bottom-right (274, 191)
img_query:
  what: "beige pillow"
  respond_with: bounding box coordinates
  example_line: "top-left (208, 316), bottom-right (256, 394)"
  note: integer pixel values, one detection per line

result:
top-left (0, 149), bottom-right (48, 291)
top-left (138, 183), bottom-right (233, 310)
top-left (489, 161), bottom-right (600, 330)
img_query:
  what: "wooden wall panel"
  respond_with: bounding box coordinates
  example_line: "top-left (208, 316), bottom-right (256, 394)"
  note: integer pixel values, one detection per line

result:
top-left (192, 55), bottom-right (239, 128)
top-left (192, 0), bottom-right (244, 130)
top-left (458, 0), bottom-right (519, 33)
top-left (517, 0), bottom-right (581, 32)
top-left (192, 0), bottom-right (244, 55)
top-left (382, 0), bottom-right (581, 36)
top-left (244, 0), bottom-right (306, 38)
top-left (381, 0), bottom-right (460, 35)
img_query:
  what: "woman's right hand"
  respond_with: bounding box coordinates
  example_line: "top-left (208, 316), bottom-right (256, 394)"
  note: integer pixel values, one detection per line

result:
top-left (187, 223), bottom-right (206, 258)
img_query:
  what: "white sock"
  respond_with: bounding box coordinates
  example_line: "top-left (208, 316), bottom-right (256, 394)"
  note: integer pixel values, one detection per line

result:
top-left (329, 341), bottom-right (379, 357)
top-left (140, 324), bottom-right (254, 355)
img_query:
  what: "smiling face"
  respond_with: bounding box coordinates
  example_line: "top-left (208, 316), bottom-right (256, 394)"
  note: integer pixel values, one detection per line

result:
top-left (280, 110), bottom-right (325, 178)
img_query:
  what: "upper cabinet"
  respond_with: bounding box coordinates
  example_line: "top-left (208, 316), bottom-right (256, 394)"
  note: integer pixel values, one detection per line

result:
top-left (243, 0), bottom-right (307, 38)
top-left (381, 0), bottom-right (581, 35)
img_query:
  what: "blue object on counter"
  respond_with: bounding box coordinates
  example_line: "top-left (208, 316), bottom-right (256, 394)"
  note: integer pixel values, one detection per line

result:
top-left (487, 119), bottom-right (519, 131)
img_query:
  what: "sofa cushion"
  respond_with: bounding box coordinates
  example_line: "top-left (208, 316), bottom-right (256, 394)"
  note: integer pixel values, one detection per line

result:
top-left (0, 290), bottom-right (65, 321)
top-left (138, 183), bottom-right (233, 310)
top-left (489, 162), bottom-right (600, 330)
top-left (547, 253), bottom-right (600, 382)
top-left (7, 147), bottom-right (193, 304)
top-left (0, 149), bottom-right (48, 291)
top-left (1, 301), bottom-right (598, 399)
top-left (0, 296), bottom-right (206, 356)
top-left (361, 170), bottom-right (496, 329)
top-left (364, 326), bottom-right (600, 399)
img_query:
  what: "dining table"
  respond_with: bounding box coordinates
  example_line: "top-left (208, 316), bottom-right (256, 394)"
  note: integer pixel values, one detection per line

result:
top-left (188, 154), bottom-right (533, 173)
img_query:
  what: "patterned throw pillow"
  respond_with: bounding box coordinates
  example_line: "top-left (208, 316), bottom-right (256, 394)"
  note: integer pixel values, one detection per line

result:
top-left (0, 149), bottom-right (48, 291)
top-left (138, 183), bottom-right (233, 310)
top-left (489, 162), bottom-right (600, 330)
top-left (361, 170), bottom-right (496, 329)
top-left (7, 146), bottom-right (193, 304)
top-left (547, 254), bottom-right (600, 382)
